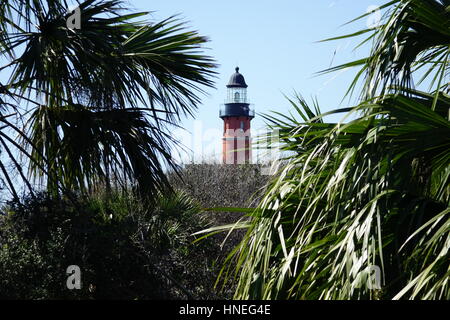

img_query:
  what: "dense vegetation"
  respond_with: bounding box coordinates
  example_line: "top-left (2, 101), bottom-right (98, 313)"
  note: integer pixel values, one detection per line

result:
top-left (0, 0), bottom-right (220, 299)
top-left (170, 163), bottom-right (270, 285)
top-left (220, 0), bottom-right (449, 300)
top-left (0, 163), bottom-right (269, 299)
top-left (0, 190), bottom-right (222, 299)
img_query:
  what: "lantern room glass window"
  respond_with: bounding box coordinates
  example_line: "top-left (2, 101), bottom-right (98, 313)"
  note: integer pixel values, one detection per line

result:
top-left (226, 87), bottom-right (247, 103)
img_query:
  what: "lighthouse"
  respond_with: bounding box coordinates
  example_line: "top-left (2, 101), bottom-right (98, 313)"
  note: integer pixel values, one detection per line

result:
top-left (220, 67), bottom-right (254, 164)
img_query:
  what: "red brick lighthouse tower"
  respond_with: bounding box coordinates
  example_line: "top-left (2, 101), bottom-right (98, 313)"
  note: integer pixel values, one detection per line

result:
top-left (220, 67), bottom-right (254, 164)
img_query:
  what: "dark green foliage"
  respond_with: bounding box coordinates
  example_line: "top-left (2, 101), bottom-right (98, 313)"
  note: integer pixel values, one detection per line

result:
top-left (0, 191), bottom-right (222, 299)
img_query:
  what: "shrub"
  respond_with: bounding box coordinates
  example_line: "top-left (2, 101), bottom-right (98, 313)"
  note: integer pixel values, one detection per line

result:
top-left (169, 163), bottom-right (271, 295)
top-left (0, 190), bottom-right (222, 299)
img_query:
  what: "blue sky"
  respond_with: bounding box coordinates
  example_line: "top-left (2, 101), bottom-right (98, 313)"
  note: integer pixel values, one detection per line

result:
top-left (127, 0), bottom-right (386, 161)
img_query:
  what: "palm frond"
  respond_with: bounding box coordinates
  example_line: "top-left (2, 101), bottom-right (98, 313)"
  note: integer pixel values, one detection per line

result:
top-left (0, 0), bottom-right (217, 199)
top-left (221, 90), bottom-right (449, 300)
top-left (320, 0), bottom-right (450, 101)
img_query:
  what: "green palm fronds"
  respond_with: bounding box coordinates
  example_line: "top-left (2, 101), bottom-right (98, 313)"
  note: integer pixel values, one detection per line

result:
top-left (224, 92), bottom-right (449, 300)
top-left (0, 0), bottom-right (216, 199)
top-left (320, 0), bottom-right (450, 101)
top-left (221, 0), bottom-right (450, 300)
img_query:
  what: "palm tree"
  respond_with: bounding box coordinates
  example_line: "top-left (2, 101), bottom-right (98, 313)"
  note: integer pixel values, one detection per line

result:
top-left (216, 0), bottom-right (449, 299)
top-left (0, 0), bottom-right (216, 200)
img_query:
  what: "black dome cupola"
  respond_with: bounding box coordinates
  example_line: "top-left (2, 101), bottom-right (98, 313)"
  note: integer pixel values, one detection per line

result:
top-left (227, 67), bottom-right (248, 88)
